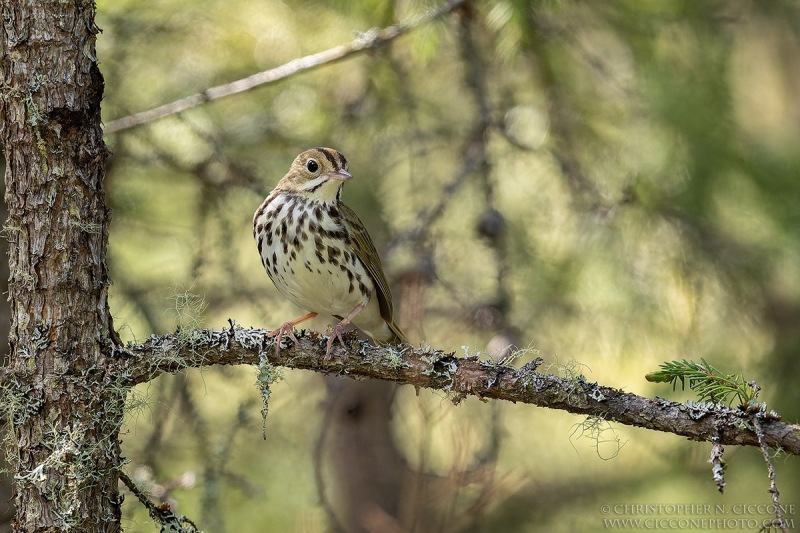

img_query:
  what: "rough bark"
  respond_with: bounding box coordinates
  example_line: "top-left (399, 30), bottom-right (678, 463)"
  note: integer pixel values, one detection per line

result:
top-left (0, 181), bottom-right (13, 532)
top-left (0, 1), bottom-right (122, 531)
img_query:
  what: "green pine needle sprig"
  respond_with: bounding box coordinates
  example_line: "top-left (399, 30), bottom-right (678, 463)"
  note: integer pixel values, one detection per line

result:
top-left (645, 358), bottom-right (755, 407)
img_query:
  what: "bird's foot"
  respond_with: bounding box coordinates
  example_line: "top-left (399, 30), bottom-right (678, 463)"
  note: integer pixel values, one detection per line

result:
top-left (324, 322), bottom-right (348, 360)
top-left (267, 322), bottom-right (300, 355)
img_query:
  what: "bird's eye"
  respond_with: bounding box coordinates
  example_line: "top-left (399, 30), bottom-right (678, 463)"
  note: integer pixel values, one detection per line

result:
top-left (306, 159), bottom-right (319, 173)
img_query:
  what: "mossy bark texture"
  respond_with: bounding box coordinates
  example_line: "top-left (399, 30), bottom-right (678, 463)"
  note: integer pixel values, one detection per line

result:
top-left (1, 1), bottom-right (123, 531)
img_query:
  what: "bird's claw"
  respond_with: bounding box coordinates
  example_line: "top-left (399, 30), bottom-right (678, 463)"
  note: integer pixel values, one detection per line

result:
top-left (324, 323), bottom-right (348, 360)
top-left (268, 322), bottom-right (299, 355)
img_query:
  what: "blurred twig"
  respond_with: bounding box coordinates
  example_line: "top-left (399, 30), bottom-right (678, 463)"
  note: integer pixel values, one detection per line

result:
top-left (386, 142), bottom-right (484, 250)
top-left (432, 12), bottom-right (506, 528)
top-left (119, 471), bottom-right (201, 533)
top-left (104, 0), bottom-right (468, 134)
top-left (518, 9), bottom-right (602, 209)
top-left (456, 7), bottom-right (512, 322)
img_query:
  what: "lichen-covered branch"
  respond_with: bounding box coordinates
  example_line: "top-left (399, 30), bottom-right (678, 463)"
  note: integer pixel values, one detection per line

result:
top-left (109, 324), bottom-right (800, 456)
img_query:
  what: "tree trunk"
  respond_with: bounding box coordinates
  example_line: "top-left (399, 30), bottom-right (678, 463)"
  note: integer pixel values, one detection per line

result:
top-left (0, 180), bottom-right (14, 532)
top-left (0, 1), bottom-right (122, 531)
top-left (322, 379), bottom-right (408, 533)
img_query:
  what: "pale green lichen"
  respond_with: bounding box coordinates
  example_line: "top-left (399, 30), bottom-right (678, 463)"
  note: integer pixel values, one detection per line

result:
top-left (168, 285), bottom-right (208, 336)
top-left (570, 415), bottom-right (626, 460)
top-left (255, 353), bottom-right (284, 440)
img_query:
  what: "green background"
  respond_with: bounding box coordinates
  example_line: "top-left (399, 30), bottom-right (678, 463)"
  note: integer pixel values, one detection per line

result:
top-left (95, 1), bottom-right (800, 531)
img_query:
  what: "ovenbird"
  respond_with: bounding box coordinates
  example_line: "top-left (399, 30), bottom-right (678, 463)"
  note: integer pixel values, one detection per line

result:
top-left (253, 147), bottom-right (407, 357)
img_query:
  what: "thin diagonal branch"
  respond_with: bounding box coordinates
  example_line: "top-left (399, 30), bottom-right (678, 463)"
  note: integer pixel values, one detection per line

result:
top-left (104, 0), bottom-right (467, 134)
top-left (105, 325), bottom-right (800, 457)
top-left (119, 471), bottom-right (200, 533)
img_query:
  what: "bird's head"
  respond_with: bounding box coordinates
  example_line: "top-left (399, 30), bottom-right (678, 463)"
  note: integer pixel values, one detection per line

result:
top-left (276, 147), bottom-right (352, 203)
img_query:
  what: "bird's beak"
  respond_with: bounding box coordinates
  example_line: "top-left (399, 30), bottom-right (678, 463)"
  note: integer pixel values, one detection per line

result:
top-left (327, 169), bottom-right (353, 181)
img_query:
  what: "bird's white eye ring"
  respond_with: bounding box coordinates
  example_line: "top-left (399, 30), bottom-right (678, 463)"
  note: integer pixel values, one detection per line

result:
top-left (306, 159), bottom-right (319, 173)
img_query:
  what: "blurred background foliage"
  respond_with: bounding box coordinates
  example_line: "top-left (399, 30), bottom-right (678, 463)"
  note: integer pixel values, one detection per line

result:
top-left (85, 0), bottom-right (800, 531)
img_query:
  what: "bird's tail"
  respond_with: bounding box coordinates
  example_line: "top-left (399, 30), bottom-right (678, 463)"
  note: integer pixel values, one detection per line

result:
top-left (386, 320), bottom-right (409, 345)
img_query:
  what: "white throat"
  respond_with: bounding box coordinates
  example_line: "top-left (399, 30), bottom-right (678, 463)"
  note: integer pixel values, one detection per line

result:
top-left (302, 176), bottom-right (344, 203)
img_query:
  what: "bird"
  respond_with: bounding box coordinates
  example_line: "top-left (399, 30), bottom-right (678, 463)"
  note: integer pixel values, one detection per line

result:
top-left (253, 147), bottom-right (407, 357)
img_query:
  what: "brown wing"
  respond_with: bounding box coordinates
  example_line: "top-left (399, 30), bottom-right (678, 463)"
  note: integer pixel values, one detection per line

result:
top-left (340, 203), bottom-right (407, 343)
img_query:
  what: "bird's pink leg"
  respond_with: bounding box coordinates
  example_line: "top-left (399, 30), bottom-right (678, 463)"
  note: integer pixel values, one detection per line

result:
top-left (325, 301), bottom-right (367, 359)
top-left (268, 312), bottom-right (318, 354)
